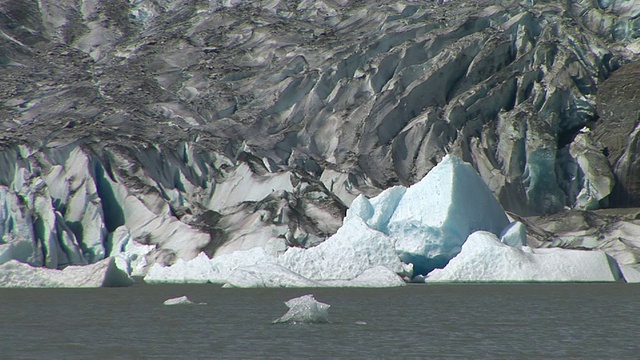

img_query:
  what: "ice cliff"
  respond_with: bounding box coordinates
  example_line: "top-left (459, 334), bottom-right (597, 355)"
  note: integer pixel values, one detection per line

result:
top-left (144, 155), bottom-right (632, 286)
top-left (1, 0), bottom-right (640, 285)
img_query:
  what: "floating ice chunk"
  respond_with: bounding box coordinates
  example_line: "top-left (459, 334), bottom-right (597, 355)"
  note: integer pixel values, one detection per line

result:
top-left (426, 231), bottom-right (621, 282)
top-left (273, 294), bottom-right (330, 324)
top-left (0, 258), bottom-right (133, 288)
top-left (163, 295), bottom-right (206, 306)
top-left (499, 221), bottom-right (527, 247)
top-left (278, 217), bottom-right (407, 280)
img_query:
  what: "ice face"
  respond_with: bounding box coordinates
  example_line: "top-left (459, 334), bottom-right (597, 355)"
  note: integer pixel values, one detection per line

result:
top-left (278, 217), bottom-right (407, 280)
top-left (499, 221), bottom-right (527, 247)
top-left (144, 247), bottom-right (272, 284)
top-left (273, 294), bottom-right (330, 324)
top-left (619, 265), bottom-right (640, 283)
top-left (107, 226), bottom-right (155, 277)
top-left (426, 231), bottom-right (621, 282)
top-left (346, 155), bottom-right (510, 274)
top-left (145, 217), bottom-right (408, 287)
top-left (0, 257), bottom-right (133, 287)
top-left (145, 155), bottom-right (512, 285)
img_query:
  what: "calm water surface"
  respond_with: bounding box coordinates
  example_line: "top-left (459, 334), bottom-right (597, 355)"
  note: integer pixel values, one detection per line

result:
top-left (1, 283), bottom-right (638, 359)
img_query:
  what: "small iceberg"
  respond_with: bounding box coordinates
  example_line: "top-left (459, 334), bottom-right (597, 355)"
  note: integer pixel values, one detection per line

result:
top-left (163, 295), bottom-right (206, 306)
top-left (273, 294), bottom-right (330, 324)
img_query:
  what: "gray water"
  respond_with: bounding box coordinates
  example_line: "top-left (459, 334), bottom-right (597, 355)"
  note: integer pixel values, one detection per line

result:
top-left (1, 283), bottom-right (638, 359)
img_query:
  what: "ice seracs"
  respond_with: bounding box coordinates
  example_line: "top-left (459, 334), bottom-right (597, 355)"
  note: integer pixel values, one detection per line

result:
top-left (273, 294), bottom-right (330, 324)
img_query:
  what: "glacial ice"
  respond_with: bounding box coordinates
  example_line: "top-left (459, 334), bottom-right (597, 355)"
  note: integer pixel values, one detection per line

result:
top-left (107, 226), bottom-right (156, 277)
top-left (223, 264), bottom-right (406, 288)
top-left (273, 294), bottom-right (330, 324)
top-left (0, 257), bottom-right (133, 287)
top-left (619, 265), bottom-right (640, 283)
top-left (425, 231), bottom-right (621, 282)
top-left (346, 155), bottom-right (510, 274)
top-left (499, 221), bottom-right (528, 247)
top-left (163, 295), bottom-right (206, 306)
top-left (134, 155), bottom-right (635, 286)
top-left (145, 217), bottom-right (408, 287)
top-left (277, 217), bottom-right (406, 280)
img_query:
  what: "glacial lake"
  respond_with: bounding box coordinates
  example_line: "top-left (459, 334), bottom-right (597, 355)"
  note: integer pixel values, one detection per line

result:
top-left (1, 283), bottom-right (638, 359)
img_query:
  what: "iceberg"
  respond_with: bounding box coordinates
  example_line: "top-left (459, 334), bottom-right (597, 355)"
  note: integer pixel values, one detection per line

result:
top-left (223, 263), bottom-right (320, 288)
top-left (0, 257), bottom-right (133, 287)
top-left (273, 294), bottom-right (330, 324)
top-left (145, 247), bottom-right (272, 284)
top-left (346, 155), bottom-right (510, 274)
top-left (277, 217), bottom-right (408, 281)
top-left (145, 217), bottom-right (408, 287)
top-left (425, 231), bottom-right (621, 282)
top-left (163, 295), bottom-right (206, 306)
top-left (223, 264), bottom-right (406, 288)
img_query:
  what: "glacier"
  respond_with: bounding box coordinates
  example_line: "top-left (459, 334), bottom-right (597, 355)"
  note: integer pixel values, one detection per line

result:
top-left (142, 154), bottom-right (634, 286)
top-left (2, 0), bottom-right (640, 287)
top-left (273, 294), bottom-right (330, 324)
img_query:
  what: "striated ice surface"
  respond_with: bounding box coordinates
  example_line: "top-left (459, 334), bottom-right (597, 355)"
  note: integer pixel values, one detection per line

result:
top-left (0, 257), bottom-right (133, 288)
top-left (426, 231), bottom-right (621, 282)
top-left (273, 294), bottom-right (330, 324)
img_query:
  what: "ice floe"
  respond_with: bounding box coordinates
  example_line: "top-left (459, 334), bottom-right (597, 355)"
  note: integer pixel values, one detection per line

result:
top-left (273, 294), bottom-right (330, 324)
